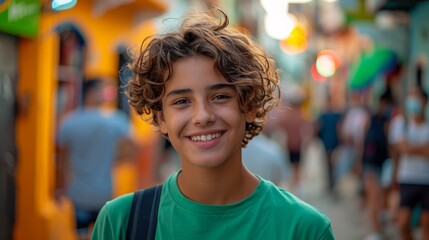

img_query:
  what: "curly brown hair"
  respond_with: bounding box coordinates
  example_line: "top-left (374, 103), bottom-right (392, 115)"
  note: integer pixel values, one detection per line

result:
top-left (127, 9), bottom-right (280, 147)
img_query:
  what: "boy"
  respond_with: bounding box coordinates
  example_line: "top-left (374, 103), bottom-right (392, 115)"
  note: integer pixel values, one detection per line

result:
top-left (92, 10), bottom-right (334, 240)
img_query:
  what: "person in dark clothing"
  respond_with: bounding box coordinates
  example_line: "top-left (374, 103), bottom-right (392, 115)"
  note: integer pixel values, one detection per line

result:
top-left (362, 92), bottom-right (393, 239)
top-left (316, 96), bottom-right (342, 192)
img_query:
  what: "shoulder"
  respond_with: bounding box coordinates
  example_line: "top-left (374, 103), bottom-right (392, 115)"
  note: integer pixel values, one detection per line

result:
top-left (92, 193), bottom-right (134, 239)
top-left (58, 111), bottom-right (81, 137)
top-left (263, 183), bottom-right (333, 238)
top-left (60, 111), bottom-right (79, 127)
top-left (265, 183), bottom-right (330, 222)
top-left (283, 189), bottom-right (329, 222)
top-left (97, 193), bottom-right (134, 224)
top-left (110, 110), bottom-right (130, 122)
top-left (105, 192), bottom-right (134, 212)
top-left (389, 115), bottom-right (405, 129)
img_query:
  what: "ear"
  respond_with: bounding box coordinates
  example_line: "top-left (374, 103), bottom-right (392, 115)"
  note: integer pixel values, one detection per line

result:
top-left (156, 111), bottom-right (168, 135)
top-left (245, 107), bottom-right (257, 123)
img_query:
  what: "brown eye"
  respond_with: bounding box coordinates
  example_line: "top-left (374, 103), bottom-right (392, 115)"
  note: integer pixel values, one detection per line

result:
top-left (173, 99), bottom-right (189, 105)
top-left (213, 95), bottom-right (230, 101)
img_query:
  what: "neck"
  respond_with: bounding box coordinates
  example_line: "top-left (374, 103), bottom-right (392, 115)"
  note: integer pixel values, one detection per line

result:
top-left (177, 164), bottom-right (259, 205)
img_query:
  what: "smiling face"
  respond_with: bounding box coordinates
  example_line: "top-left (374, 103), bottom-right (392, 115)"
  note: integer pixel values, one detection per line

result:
top-left (157, 55), bottom-right (256, 170)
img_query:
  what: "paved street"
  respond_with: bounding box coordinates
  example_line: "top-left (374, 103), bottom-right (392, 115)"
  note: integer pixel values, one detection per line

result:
top-left (297, 140), bottom-right (401, 240)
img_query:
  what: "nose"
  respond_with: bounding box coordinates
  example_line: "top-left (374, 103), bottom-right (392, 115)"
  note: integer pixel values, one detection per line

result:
top-left (192, 100), bottom-right (215, 126)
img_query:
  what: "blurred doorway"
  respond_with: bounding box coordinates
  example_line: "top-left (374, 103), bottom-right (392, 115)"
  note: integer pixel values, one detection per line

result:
top-left (56, 27), bottom-right (86, 126)
top-left (0, 33), bottom-right (18, 240)
top-left (54, 27), bottom-right (86, 191)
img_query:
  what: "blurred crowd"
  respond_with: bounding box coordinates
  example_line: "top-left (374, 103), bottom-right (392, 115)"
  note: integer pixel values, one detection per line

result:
top-left (150, 69), bottom-right (429, 240)
top-left (49, 36), bottom-right (429, 240)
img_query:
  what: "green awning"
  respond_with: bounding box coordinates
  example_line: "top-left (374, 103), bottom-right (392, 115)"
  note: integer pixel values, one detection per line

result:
top-left (0, 0), bottom-right (41, 38)
top-left (348, 47), bottom-right (399, 90)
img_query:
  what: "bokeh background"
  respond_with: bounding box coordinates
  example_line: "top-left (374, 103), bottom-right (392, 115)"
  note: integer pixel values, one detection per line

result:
top-left (1, 0), bottom-right (429, 239)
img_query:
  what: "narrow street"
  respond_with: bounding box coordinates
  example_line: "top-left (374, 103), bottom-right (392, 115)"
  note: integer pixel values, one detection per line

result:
top-left (297, 140), bottom-right (401, 240)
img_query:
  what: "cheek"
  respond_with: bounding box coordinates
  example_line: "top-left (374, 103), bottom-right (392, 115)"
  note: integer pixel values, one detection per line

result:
top-left (163, 111), bottom-right (186, 133)
top-left (223, 107), bottom-right (247, 129)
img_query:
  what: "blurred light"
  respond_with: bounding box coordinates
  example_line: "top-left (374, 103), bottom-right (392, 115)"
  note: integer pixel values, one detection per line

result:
top-left (52, 0), bottom-right (77, 11)
top-left (260, 0), bottom-right (289, 14)
top-left (315, 49), bottom-right (341, 78)
top-left (311, 64), bottom-right (327, 82)
top-left (264, 14), bottom-right (296, 40)
top-left (318, 49), bottom-right (341, 68)
top-left (279, 23), bottom-right (308, 55)
top-left (316, 55), bottom-right (336, 77)
top-left (323, 0), bottom-right (337, 2)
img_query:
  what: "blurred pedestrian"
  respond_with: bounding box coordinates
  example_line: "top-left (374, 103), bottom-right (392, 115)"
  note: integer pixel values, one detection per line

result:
top-left (389, 85), bottom-right (429, 240)
top-left (242, 133), bottom-right (290, 187)
top-left (316, 95), bottom-right (342, 193)
top-left (277, 89), bottom-right (314, 195)
top-left (92, 10), bottom-right (334, 240)
top-left (57, 78), bottom-right (135, 239)
top-left (153, 137), bottom-right (180, 183)
top-left (340, 92), bottom-right (370, 176)
top-left (362, 92), bottom-right (393, 240)
top-left (337, 92), bottom-right (370, 209)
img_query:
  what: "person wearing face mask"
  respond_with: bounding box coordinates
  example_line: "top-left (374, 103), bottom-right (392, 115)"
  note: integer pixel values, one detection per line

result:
top-left (388, 86), bottom-right (429, 240)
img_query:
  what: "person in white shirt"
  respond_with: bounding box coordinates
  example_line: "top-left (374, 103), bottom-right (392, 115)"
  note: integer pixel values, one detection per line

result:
top-left (389, 86), bottom-right (429, 240)
top-left (242, 134), bottom-right (290, 187)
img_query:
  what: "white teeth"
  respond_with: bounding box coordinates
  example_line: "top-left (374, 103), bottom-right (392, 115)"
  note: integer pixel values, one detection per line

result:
top-left (191, 133), bottom-right (221, 142)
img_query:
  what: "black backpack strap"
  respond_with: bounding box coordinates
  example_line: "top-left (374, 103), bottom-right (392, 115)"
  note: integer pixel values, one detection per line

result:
top-left (126, 185), bottom-right (163, 240)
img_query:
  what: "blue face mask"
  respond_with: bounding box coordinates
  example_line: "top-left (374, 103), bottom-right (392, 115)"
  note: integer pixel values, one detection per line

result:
top-left (405, 97), bottom-right (422, 115)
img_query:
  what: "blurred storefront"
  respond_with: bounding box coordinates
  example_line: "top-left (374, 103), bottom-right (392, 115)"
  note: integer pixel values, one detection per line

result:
top-left (0, 0), bottom-right (167, 239)
top-left (373, 0), bottom-right (429, 100)
top-left (0, 1), bottom-right (39, 239)
top-left (238, 0), bottom-right (429, 114)
top-left (0, 33), bottom-right (19, 240)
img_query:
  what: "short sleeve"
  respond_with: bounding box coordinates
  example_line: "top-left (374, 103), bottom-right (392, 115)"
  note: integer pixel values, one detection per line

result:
top-left (91, 193), bottom-right (133, 240)
top-left (91, 203), bottom-right (115, 240)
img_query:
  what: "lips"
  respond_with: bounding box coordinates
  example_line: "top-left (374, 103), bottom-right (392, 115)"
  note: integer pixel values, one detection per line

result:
top-left (190, 132), bottom-right (223, 142)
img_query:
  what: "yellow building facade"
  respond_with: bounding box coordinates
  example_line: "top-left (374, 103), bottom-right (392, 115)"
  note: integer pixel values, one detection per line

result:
top-left (10, 1), bottom-right (167, 239)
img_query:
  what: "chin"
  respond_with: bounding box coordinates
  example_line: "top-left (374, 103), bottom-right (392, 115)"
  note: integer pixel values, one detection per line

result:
top-left (195, 161), bottom-right (225, 169)
top-left (189, 158), bottom-right (227, 169)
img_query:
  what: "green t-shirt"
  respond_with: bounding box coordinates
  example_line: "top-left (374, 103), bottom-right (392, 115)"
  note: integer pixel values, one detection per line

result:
top-left (92, 172), bottom-right (334, 239)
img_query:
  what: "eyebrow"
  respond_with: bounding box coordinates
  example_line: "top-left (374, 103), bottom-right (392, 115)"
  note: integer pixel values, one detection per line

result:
top-left (165, 83), bottom-right (234, 98)
top-left (165, 88), bottom-right (192, 98)
top-left (207, 83), bottom-right (234, 92)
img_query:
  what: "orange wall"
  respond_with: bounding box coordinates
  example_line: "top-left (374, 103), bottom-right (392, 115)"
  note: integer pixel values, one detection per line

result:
top-left (15, 14), bottom-right (76, 239)
top-left (15, 1), bottom-right (163, 239)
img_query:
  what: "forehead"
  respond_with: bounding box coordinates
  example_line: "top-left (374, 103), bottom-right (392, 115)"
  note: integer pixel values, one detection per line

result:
top-left (166, 55), bottom-right (226, 87)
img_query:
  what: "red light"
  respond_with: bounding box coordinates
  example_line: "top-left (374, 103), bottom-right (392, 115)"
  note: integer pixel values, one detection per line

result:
top-left (311, 63), bottom-right (327, 82)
